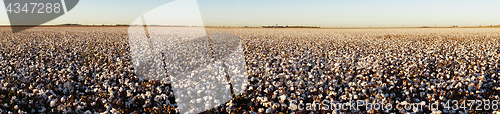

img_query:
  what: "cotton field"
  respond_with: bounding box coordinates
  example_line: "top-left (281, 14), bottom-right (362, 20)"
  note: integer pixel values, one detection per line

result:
top-left (0, 27), bottom-right (500, 113)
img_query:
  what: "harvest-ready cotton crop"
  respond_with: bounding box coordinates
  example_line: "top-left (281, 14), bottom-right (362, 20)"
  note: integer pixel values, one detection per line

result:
top-left (0, 27), bottom-right (499, 113)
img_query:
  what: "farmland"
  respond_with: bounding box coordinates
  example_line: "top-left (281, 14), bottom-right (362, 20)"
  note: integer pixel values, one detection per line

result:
top-left (0, 27), bottom-right (500, 113)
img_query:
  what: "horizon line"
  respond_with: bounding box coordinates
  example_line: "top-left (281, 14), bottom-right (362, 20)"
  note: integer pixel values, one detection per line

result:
top-left (3, 24), bottom-right (500, 29)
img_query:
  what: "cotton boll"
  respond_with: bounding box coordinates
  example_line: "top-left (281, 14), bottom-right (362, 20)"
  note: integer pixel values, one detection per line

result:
top-left (4, 27), bottom-right (500, 113)
top-left (50, 100), bottom-right (57, 107)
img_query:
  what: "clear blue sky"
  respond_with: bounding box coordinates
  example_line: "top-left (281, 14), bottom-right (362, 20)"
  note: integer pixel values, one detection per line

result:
top-left (1, 0), bottom-right (500, 27)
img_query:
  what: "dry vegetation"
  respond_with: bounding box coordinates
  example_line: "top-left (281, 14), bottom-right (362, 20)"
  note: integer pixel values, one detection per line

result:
top-left (0, 27), bottom-right (500, 113)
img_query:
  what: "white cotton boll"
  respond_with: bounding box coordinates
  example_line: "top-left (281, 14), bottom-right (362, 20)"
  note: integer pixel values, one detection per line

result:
top-left (126, 90), bottom-right (133, 97)
top-left (214, 99), bottom-right (219, 104)
top-left (266, 108), bottom-right (272, 113)
top-left (76, 105), bottom-right (84, 111)
top-left (140, 94), bottom-right (146, 99)
top-left (110, 108), bottom-right (118, 114)
top-left (60, 97), bottom-right (65, 103)
top-left (196, 98), bottom-right (202, 104)
top-left (154, 96), bottom-right (162, 102)
top-left (50, 100), bottom-right (57, 107)
top-left (279, 95), bottom-right (287, 102)
top-left (84, 110), bottom-right (92, 114)
top-left (146, 91), bottom-right (152, 98)
top-left (156, 87), bottom-right (162, 93)
top-left (18, 110), bottom-right (27, 114)
top-left (401, 101), bottom-right (408, 106)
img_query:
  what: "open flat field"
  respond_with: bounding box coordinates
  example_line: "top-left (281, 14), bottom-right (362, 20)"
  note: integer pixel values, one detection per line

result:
top-left (1, 27), bottom-right (500, 113)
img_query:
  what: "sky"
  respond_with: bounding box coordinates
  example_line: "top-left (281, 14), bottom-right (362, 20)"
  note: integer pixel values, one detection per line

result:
top-left (1, 0), bottom-right (500, 28)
